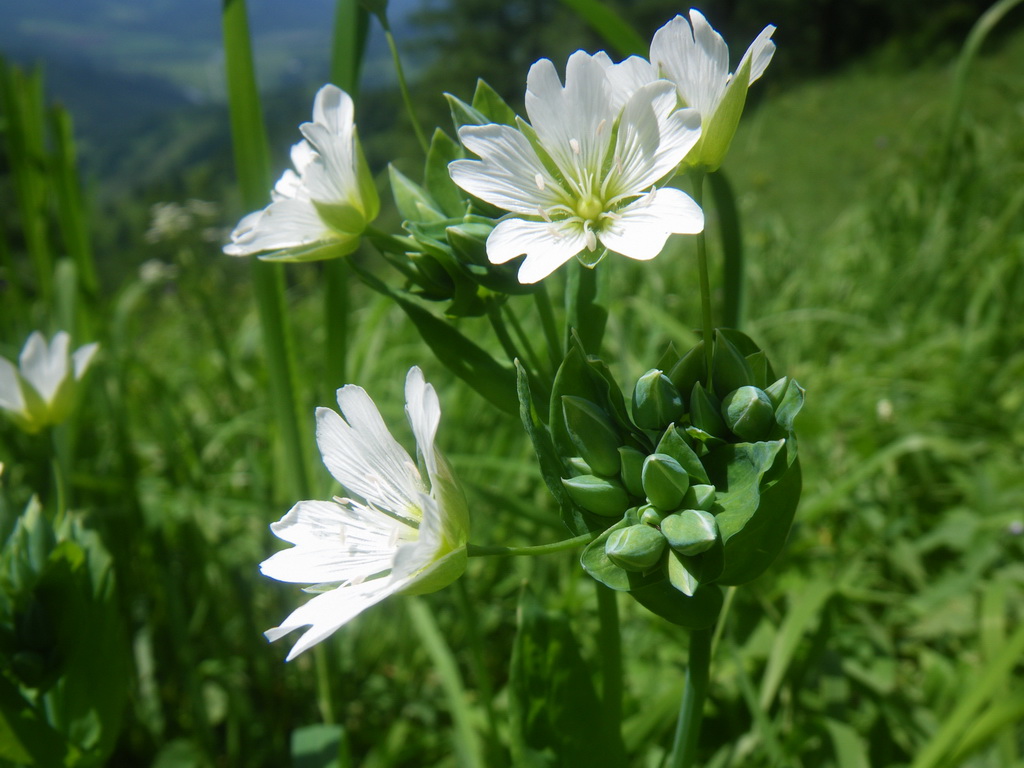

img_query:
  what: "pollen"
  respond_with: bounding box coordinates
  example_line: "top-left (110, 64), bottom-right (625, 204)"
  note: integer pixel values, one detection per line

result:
top-left (570, 138), bottom-right (581, 155)
top-left (534, 173), bottom-right (546, 191)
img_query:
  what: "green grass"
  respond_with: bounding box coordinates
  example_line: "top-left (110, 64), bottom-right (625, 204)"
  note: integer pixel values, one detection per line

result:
top-left (1, 16), bottom-right (1023, 768)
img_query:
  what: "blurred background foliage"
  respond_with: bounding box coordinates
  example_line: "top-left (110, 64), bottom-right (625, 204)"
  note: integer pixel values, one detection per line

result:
top-left (1, 0), bottom-right (1023, 766)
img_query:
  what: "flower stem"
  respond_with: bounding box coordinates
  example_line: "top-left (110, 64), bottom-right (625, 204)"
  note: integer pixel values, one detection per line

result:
top-left (467, 531), bottom-right (597, 558)
top-left (667, 626), bottom-right (712, 768)
top-left (595, 582), bottom-right (622, 731)
top-left (534, 284), bottom-right (563, 370)
top-left (690, 170), bottom-right (714, 385)
top-left (380, 17), bottom-right (429, 155)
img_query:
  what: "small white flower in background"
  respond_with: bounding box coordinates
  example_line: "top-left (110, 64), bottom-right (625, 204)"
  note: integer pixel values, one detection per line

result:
top-left (0, 331), bottom-right (99, 434)
top-left (650, 9), bottom-right (776, 171)
top-left (449, 51), bottom-right (704, 284)
top-left (260, 367), bottom-right (469, 660)
top-left (224, 84), bottom-right (380, 262)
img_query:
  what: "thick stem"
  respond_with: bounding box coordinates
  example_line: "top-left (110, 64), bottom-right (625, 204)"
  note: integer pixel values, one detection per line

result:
top-left (533, 285), bottom-right (563, 370)
top-left (668, 627), bottom-right (712, 768)
top-left (691, 171), bottom-right (714, 385)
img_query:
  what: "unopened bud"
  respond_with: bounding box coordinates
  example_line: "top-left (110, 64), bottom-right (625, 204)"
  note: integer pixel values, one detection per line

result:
top-left (661, 510), bottom-right (718, 555)
top-left (561, 475), bottom-right (628, 517)
top-left (712, 331), bottom-right (755, 397)
top-left (562, 396), bottom-right (621, 476)
top-left (641, 453), bottom-right (690, 510)
top-left (682, 484), bottom-right (716, 512)
top-left (605, 524), bottom-right (666, 571)
top-left (639, 504), bottom-right (666, 526)
top-left (722, 386), bottom-right (774, 441)
top-left (632, 369), bottom-right (684, 430)
top-left (689, 382), bottom-right (727, 437)
top-left (618, 445), bottom-right (646, 497)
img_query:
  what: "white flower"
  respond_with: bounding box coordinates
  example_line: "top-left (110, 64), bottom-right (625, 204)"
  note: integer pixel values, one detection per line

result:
top-left (0, 331), bottom-right (98, 434)
top-left (650, 9), bottom-right (776, 171)
top-left (260, 367), bottom-right (469, 660)
top-left (224, 84), bottom-right (379, 262)
top-left (449, 51), bottom-right (704, 284)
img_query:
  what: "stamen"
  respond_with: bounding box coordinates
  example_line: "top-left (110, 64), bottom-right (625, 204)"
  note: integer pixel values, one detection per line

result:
top-left (570, 138), bottom-right (581, 155)
top-left (538, 207), bottom-right (553, 223)
top-left (596, 118), bottom-right (607, 136)
top-left (534, 173), bottom-right (546, 191)
top-left (583, 224), bottom-right (597, 251)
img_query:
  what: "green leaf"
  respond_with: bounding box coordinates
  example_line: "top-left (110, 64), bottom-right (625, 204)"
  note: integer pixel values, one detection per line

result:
top-left (509, 589), bottom-right (627, 768)
top-left (291, 724), bottom-right (350, 768)
top-left (388, 165), bottom-right (445, 223)
top-left (445, 93), bottom-right (491, 132)
top-left (580, 519), bottom-right (632, 591)
top-left (425, 128), bottom-right (466, 218)
top-left (0, 673), bottom-right (75, 766)
top-left (628, 575), bottom-right (723, 630)
top-left (471, 79), bottom-right (517, 126)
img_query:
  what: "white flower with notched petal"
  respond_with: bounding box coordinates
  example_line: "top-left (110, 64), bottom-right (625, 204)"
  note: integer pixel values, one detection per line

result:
top-left (260, 367), bottom-right (469, 660)
top-left (449, 51), bottom-right (704, 284)
top-left (650, 9), bottom-right (776, 171)
top-left (0, 331), bottom-right (98, 434)
top-left (224, 84), bottom-right (379, 262)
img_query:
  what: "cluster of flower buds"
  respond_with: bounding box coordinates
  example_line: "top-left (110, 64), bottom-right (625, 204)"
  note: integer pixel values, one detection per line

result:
top-left (522, 329), bottom-right (803, 628)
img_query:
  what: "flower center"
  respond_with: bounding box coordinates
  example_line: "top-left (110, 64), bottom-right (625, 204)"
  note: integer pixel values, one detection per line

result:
top-left (575, 195), bottom-right (604, 222)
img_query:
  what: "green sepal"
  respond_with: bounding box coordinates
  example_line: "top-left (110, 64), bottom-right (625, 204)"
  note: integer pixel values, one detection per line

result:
top-left (666, 536), bottom-right (724, 596)
top-left (661, 509), bottom-right (718, 556)
top-left (562, 396), bottom-right (622, 477)
top-left (746, 350), bottom-right (769, 389)
top-left (655, 425), bottom-right (710, 484)
top-left (682, 484), bottom-right (716, 511)
top-left (632, 369), bottom-right (684, 430)
top-left (688, 52), bottom-right (752, 172)
top-left (445, 93), bottom-right (491, 132)
top-left (581, 519), bottom-right (632, 591)
top-left (638, 504), bottom-right (666, 526)
top-left (561, 475), bottom-right (629, 518)
top-left (605, 524), bottom-right (666, 572)
top-left (641, 453), bottom-right (690, 510)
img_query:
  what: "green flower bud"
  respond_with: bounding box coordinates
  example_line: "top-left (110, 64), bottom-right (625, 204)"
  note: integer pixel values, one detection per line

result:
top-left (764, 376), bottom-right (789, 409)
top-left (623, 506), bottom-right (641, 526)
top-left (712, 330), bottom-right (755, 398)
top-left (618, 445), bottom-right (646, 497)
top-left (562, 396), bottom-right (621, 477)
top-left (668, 340), bottom-right (706, 397)
top-left (682, 484), bottom-right (716, 512)
top-left (632, 369), bottom-right (684, 430)
top-left (566, 457), bottom-right (592, 475)
top-left (689, 382), bottom-right (727, 438)
top-left (641, 453), bottom-right (690, 510)
top-left (661, 510), bottom-right (718, 556)
top-left (722, 385), bottom-right (775, 441)
top-left (561, 475), bottom-right (629, 517)
top-left (605, 524), bottom-right (667, 571)
top-left (655, 424), bottom-right (710, 484)
top-left (639, 504), bottom-right (666, 526)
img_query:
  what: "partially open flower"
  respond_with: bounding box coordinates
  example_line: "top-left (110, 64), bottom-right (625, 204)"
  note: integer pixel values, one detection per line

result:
top-left (224, 84), bottom-right (379, 262)
top-left (260, 368), bottom-right (469, 660)
top-left (650, 9), bottom-right (776, 171)
top-left (450, 51), bottom-right (704, 283)
top-left (0, 331), bottom-right (98, 434)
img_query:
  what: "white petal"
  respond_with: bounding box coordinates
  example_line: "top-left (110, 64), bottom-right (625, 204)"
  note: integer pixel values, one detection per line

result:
top-left (300, 127), bottom-right (357, 204)
top-left (290, 139), bottom-right (318, 176)
top-left (598, 187), bottom-right (704, 260)
top-left (265, 576), bottom-right (404, 661)
top-left (20, 331), bottom-right (67, 405)
top-left (71, 343), bottom-right (98, 380)
top-left (486, 217), bottom-right (588, 284)
top-left (451, 125), bottom-right (563, 213)
top-left (0, 357), bottom-right (25, 413)
top-left (650, 11), bottom-right (729, 117)
top-left (317, 391), bottom-right (423, 514)
top-left (525, 53), bottom-right (616, 177)
top-left (404, 367), bottom-right (440, 480)
top-left (740, 25), bottom-right (776, 84)
top-left (223, 199), bottom-right (332, 257)
top-left (311, 84), bottom-right (355, 137)
top-left (274, 168), bottom-right (306, 201)
top-left (597, 53), bottom-right (659, 111)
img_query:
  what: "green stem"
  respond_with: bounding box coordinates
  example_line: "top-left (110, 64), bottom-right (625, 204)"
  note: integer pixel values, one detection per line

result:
top-left (467, 531), bottom-right (596, 558)
top-left (324, 260), bottom-right (350, 390)
top-left (668, 627), bottom-right (712, 768)
top-left (595, 582), bottom-right (622, 731)
top-left (313, 645), bottom-right (336, 724)
top-left (485, 300), bottom-right (523, 366)
top-left (455, 580), bottom-right (505, 765)
top-left (381, 20), bottom-right (428, 155)
top-left (502, 303), bottom-right (546, 379)
top-left (533, 285), bottom-right (563, 370)
top-left (691, 170), bottom-right (714, 385)
top-left (708, 171), bottom-right (744, 330)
